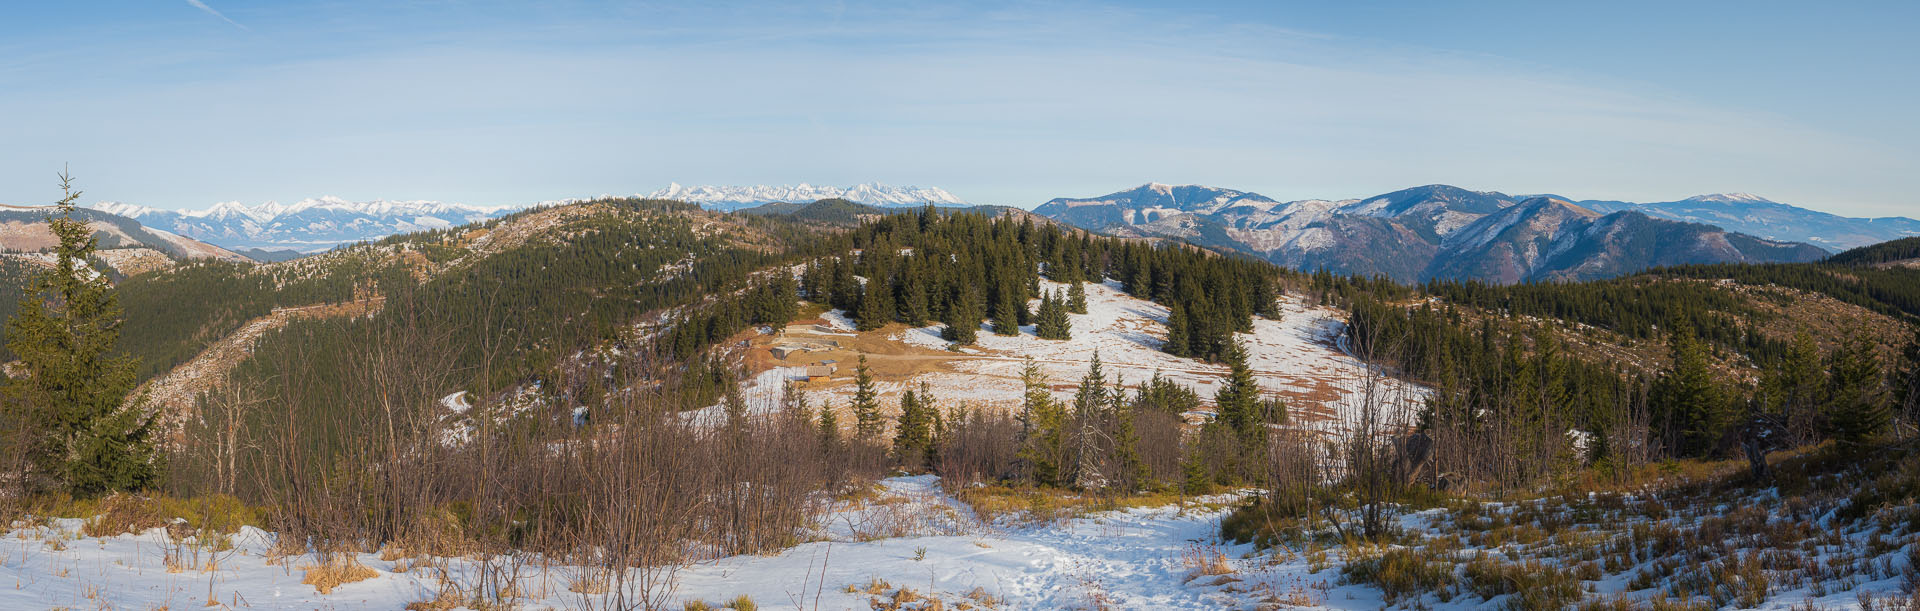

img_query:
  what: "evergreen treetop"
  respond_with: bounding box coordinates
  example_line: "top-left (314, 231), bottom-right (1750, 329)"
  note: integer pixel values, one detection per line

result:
top-left (3, 172), bottom-right (155, 496)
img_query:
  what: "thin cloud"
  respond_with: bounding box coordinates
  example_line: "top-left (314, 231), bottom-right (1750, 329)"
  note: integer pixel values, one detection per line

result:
top-left (185, 0), bottom-right (248, 30)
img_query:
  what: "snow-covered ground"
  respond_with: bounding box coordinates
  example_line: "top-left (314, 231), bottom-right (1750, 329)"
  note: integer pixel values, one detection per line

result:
top-left (0, 478), bottom-right (1280, 610)
top-left (865, 280), bottom-right (1427, 432)
top-left (5, 474), bottom-right (1909, 610)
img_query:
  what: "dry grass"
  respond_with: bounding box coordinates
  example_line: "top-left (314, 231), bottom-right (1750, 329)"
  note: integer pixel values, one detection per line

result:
top-left (846, 577), bottom-right (894, 596)
top-left (869, 586), bottom-right (940, 611)
top-left (79, 493), bottom-right (165, 537)
top-left (1340, 543), bottom-right (1457, 604)
top-left (300, 555), bottom-right (380, 594)
top-left (1179, 543), bottom-right (1235, 583)
top-left (949, 484), bottom-right (1201, 525)
top-left (1314, 440), bottom-right (1920, 610)
top-left (566, 568), bottom-right (610, 595)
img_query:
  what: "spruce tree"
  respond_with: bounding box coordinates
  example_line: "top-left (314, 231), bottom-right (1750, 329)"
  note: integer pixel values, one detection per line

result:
top-left (1017, 359), bottom-right (1067, 486)
top-left (1069, 353), bottom-right (1109, 489)
top-left (1823, 335), bottom-right (1890, 445)
top-left (992, 278), bottom-right (1022, 336)
top-left (1036, 290), bottom-right (1072, 340)
top-left (830, 258), bottom-right (859, 311)
top-left (1651, 317), bottom-right (1727, 457)
top-left (917, 382), bottom-right (942, 468)
top-left (1164, 303), bottom-right (1191, 357)
top-left (893, 386), bottom-right (932, 468)
top-left (1763, 330), bottom-right (1824, 444)
top-left (3, 172), bottom-right (155, 496)
top-left (1051, 290), bottom-right (1073, 339)
top-left (944, 284), bottom-right (982, 345)
top-left (1180, 448), bottom-right (1210, 496)
top-left (899, 273), bottom-right (930, 327)
top-left (855, 283), bottom-right (890, 331)
top-left (1213, 340), bottom-right (1260, 440)
top-left (851, 355), bottom-right (883, 439)
top-left (1897, 328), bottom-right (1920, 433)
top-left (1132, 370), bottom-right (1200, 415)
top-left (816, 404), bottom-right (840, 455)
top-left (1251, 279), bottom-right (1280, 319)
top-left (1111, 401), bottom-right (1150, 492)
top-left (1067, 281), bottom-right (1088, 315)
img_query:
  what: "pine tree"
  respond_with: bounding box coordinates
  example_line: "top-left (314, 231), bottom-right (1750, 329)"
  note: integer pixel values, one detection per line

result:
top-left (800, 261), bottom-right (823, 302)
top-left (1896, 327), bottom-right (1920, 433)
top-left (992, 278), bottom-right (1022, 336)
top-left (3, 172), bottom-right (155, 496)
top-left (1213, 340), bottom-right (1261, 440)
top-left (1051, 290), bottom-right (1073, 339)
top-left (855, 283), bottom-right (890, 331)
top-left (944, 283), bottom-right (983, 345)
top-left (918, 382), bottom-right (942, 468)
top-left (899, 272), bottom-right (930, 327)
top-left (851, 355), bottom-right (883, 439)
top-left (1823, 335), bottom-right (1890, 445)
top-left (1651, 317), bottom-right (1727, 457)
top-left (1164, 302), bottom-right (1190, 357)
top-left (1067, 281), bottom-right (1088, 315)
top-left (1131, 370), bottom-right (1201, 415)
top-left (1194, 299), bottom-right (1230, 361)
top-left (1111, 402), bottom-right (1150, 492)
top-left (1036, 290), bottom-right (1072, 340)
top-left (1251, 278), bottom-right (1280, 319)
top-left (1017, 358), bottom-right (1068, 486)
top-left (1180, 448), bottom-right (1210, 496)
top-left (893, 385), bottom-right (933, 468)
top-left (1069, 353), bottom-right (1109, 489)
top-left (816, 405), bottom-right (840, 455)
top-left (830, 258), bottom-right (859, 311)
top-left (1763, 330), bottom-right (1824, 444)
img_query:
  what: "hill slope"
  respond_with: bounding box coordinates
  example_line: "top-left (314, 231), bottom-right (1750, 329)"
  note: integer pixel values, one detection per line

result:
top-left (0, 204), bottom-right (246, 264)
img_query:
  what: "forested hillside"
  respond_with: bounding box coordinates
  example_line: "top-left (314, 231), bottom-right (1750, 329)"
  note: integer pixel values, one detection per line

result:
top-left (6, 193), bottom-right (1916, 610)
top-left (1825, 236), bottom-right (1920, 266)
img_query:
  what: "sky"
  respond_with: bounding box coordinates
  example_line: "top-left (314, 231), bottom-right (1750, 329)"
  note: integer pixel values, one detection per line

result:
top-left (1, 0), bottom-right (1916, 216)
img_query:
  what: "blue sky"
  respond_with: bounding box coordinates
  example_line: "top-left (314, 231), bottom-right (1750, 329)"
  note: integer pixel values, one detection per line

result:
top-left (2, 1), bottom-right (1915, 215)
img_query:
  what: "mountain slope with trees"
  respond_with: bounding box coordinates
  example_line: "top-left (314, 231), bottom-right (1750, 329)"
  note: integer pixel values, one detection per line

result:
top-left (1038, 184), bottom-right (1847, 284)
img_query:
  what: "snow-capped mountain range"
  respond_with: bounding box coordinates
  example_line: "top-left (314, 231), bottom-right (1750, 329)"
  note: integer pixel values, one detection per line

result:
top-left (84, 183), bottom-right (968, 251)
top-left (91, 197), bottom-right (520, 252)
top-left (1035, 183), bottom-right (1917, 283)
top-left (645, 183), bottom-right (966, 211)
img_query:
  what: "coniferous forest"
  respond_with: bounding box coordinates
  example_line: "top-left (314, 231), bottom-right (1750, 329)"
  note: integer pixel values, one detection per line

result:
top-left (0, 189), bottom-right (1916, 610)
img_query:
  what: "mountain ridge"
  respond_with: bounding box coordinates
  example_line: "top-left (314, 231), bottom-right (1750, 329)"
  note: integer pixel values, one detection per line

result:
top-left (0, 204), bottom-right (246, 264)
top-left (90, 197), bottom-right (523, 252)
top-left (646, 182), bottom-right (967, 211)
top-left (1034, 184), bottom-right (1844, 283)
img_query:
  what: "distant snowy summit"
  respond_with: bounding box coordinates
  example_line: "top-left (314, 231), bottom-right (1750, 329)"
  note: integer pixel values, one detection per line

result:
top-left (91, 197), bottom-right (520, 252)
top-left (85, 183), bottom-right (967, 252)
top-left (647, 182), bottom-right (967, 211)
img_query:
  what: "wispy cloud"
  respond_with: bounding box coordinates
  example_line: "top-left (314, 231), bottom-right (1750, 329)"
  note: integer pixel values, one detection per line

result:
top-left (185, 0), bottom-right (248, 30)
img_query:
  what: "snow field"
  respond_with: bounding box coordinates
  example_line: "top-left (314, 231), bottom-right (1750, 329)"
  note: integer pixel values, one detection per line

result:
top-left (0, 477), bottom-right (1345, 610)
top-left (857, 280), bottom-right (1427, 435)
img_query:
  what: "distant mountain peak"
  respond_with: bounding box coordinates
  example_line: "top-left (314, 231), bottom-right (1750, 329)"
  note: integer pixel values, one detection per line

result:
top-left (1683, 192), bottom-right (1777, 204)
top-left (85, 198), bottom-right (521, 251)
top-left (92, 201), bottom-right (163, 218)
top-left (647, 183), bottom-right (966, 210)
